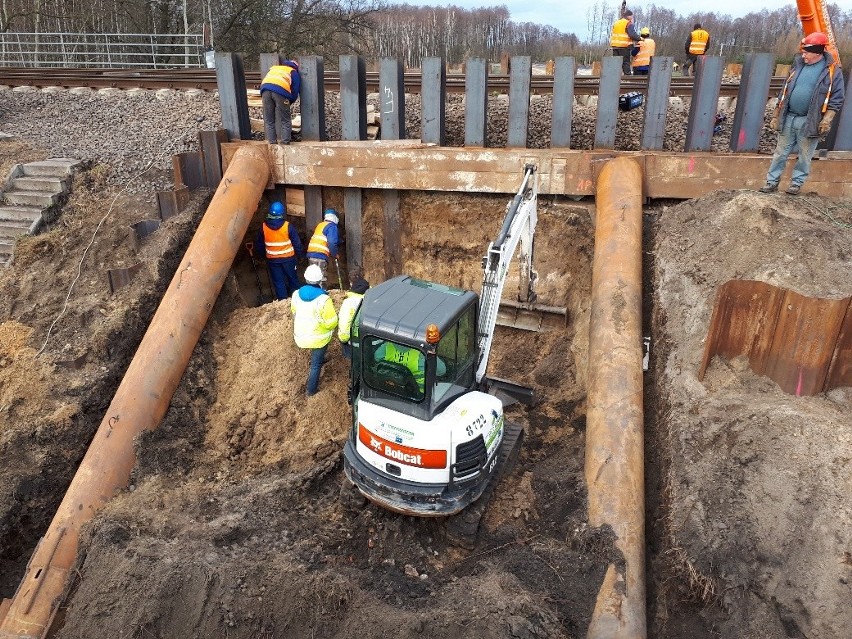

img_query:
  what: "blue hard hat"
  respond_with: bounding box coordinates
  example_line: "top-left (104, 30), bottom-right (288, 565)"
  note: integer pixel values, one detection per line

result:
top-left (268, 201), bottom-right (285, 219)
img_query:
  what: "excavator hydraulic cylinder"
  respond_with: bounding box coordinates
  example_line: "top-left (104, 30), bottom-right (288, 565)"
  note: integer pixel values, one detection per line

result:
top-left (0, 145), bottom-right (271, 639)
top-left (585, 157), bottom-right (646, 639)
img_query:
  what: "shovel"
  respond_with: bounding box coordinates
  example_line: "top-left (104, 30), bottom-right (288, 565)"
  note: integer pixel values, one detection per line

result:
top-left (335, 257), bottom-right (346, 291)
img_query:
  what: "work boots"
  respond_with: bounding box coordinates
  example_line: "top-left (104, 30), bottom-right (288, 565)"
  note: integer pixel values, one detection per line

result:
top-left (759, 182), bottom-right (778, 193)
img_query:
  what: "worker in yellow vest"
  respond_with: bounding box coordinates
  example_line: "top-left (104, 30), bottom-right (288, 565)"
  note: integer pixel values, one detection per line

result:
top-left (260, 60), bottom-right (300, 145)
top-left (631, 27), bottom-right (656, 76)
top-left (610, 9), bottom-right (641, 75)
top-left (292, 264), bottom-right (338, 396)
top-left (683, 24), bottom-right (711, 77)
top-left (338, 278), bottom-right (370, 359)
top-left (306, 209), bottom-right (340, 287)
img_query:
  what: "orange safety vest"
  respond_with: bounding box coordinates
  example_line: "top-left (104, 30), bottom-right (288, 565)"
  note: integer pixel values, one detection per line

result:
top-left (308, 221), bottom-right (331, 257)
top-left (689, 29), bottom-right (710, 55)
top-left (610, 18), bottom-right (632, 48)
top-left (632, 38), bottom-right (656, 67)
top-left (261, 64), bottom-right (297, 95)
top-left (263, 221), bottom-right (295, 259)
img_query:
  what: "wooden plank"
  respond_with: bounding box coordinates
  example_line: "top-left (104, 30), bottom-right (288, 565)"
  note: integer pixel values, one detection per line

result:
top-left (221, 141), bottom-right (852, 198)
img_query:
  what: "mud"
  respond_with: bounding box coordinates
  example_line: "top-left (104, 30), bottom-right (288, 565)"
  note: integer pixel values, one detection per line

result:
top-left (1, 136), bottom-right (851, 639)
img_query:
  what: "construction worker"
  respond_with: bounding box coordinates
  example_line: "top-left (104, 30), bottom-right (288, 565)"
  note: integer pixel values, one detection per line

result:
top-left (292, 263), bottom-right (338, 397)
top-left (260, 60), bottom-right (300, 146)
top-left (376, 342), bottom-right (427, 396)
top-left (682, 23), bottom-right (710, 77)
top-left (610, 9), bottom-right (641, 75)
top-left (306, 209), bottom-right (340, 287)
top-left (760, 32), bottom-right (844, 195)
top-left (631, 27), bottom-right (655, 76)
top-left (254, 200), bottom-right (304, 300)
top-left (338, 278), bottom-right (370, 359)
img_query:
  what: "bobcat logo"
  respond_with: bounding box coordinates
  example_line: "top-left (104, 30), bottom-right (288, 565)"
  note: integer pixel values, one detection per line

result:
top-left (370, 436), bottom-right (382, 451)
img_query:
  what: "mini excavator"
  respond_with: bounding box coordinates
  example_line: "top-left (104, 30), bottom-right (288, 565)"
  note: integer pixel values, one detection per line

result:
top-left (341, 165), bottom-right (567, 548)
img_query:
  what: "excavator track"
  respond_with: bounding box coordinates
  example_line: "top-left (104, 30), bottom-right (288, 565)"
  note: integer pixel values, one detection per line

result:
top-left (445, 421), bottom-right (524, 550)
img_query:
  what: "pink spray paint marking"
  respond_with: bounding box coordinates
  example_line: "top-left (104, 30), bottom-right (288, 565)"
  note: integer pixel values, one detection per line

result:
top-left (688, 157), bottom-right (695, 174)
top-left (738, 129), bottom-right (746, 149)
top-left (796, 368), bottom-right (803, 397)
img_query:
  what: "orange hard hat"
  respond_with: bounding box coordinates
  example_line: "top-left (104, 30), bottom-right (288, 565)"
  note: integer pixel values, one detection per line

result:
top-left (801, 32), bottom-right (829, 46)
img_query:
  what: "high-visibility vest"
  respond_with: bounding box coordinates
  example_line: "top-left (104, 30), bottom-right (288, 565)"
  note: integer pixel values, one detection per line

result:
top-left (632, 38), bottom-right (656, 67)
top-left (262, 221), bottom-right (295, 259)
top-left (308, 221), bottom-right (331, 257)
top-left (261, 64), bottom-right (297, 96)
top-left (338, 292), bottom-right (364, 343)
top-left (689, 29), bottom-right (710, 55)
top-left (384, 343), bottom-right (425, 393)
top-left (610, 18), bottom-right (632, 48)
top-left (291, 290), bottom-right (337, 349)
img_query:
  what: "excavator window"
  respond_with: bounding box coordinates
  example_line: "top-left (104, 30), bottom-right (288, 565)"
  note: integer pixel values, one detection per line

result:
top-left (364, 338), bottom-right (427, 403)
top-left (433, 306), bottom-right (476, 404)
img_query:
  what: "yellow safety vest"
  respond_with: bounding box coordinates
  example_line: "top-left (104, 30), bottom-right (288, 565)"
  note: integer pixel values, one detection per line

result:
top-left (385, 343), bottom-right (425, 393)
top-left (261, 64), bottom-right (297, 95)
top-left (338, 292), bottom-right (364, 343)
top-left (308, 221), bottom-right (331, 257)
top-left (262, 221), bottom-right (294, 259)
top-left (610, 18), bottom-right (632, 48)
top-left (632, 38), bottom-right (656, 67)
top-left (689, 29), bottom-right (710, 55)
top-left (291, 291), bottom-right (338, 349)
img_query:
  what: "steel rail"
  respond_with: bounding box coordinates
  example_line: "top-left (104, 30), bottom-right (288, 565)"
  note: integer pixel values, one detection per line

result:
top-left (0, 66), bottom-right (785, 97)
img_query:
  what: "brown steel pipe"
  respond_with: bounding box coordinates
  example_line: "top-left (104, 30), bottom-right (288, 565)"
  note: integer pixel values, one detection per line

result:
top-left (585, 157), bottom-right (646, 639)
top-left (0, 145), bottom-right (271, 639)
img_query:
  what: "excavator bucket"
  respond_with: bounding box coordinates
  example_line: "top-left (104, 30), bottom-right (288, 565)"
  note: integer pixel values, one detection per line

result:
top-left (497, 299), bottom-right (568, 332)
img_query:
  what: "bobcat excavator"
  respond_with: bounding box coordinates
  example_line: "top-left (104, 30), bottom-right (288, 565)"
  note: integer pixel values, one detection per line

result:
top-left (341, 164), bottom-right (566, 548)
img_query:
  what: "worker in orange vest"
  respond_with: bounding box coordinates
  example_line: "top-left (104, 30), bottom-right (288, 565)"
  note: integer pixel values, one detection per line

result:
top-left (631, 27), bottom-right (656, 76)
top-left (260, 60), bottom-right (300, 145)
top-left (682, 24), bottom-right (711, 77)
top-left (610, 9), bottom-right (641, 75)
top-left (306, 209), bottom-right (340, 287)
top-left (254, 200), bottom-right (304, 300)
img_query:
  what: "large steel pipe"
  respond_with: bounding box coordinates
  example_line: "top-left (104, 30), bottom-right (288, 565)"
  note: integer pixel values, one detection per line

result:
top-left (0, 145), bottom-right (271, 639)
top-left (585, 157), bottom-right (646, 639)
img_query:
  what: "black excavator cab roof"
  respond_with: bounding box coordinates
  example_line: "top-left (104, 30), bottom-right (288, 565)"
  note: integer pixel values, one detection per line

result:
top-left (358, 275), bottom-right (478, 347)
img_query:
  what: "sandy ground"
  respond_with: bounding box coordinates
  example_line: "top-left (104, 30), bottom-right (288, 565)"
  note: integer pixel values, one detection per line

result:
top-left (1, 136), bottom-right (851, 638)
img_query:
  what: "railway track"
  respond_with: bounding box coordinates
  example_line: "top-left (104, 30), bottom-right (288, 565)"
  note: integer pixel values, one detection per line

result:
top-left (0, 66), bottom-right (784, 97)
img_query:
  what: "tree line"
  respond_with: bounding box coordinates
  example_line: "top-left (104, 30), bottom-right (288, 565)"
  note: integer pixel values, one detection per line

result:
top-left (0, 0), bottom-right (849, 68)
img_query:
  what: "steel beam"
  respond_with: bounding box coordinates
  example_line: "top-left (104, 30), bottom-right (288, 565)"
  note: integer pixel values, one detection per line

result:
top-left (730, 53), bottom-right (774, 152)
top-left (214, 52), bottom-right (251, 140)
top-left (299, 55), bottom-right (326, 143)
top-left (550, 56), bottom-right (575, 148)
top-left (464, 58), bottom-right (488, 147)
top-left (594, 57), bottom-right (622, 149)
top-left (421, 57), bottom-right (446, 145)
top-left (507, 56), bottom-right (531, 148)
top-left (380, 58), bottom-right (406, 140)
top-left (641, 56), bottom-right (674, 150)
top-left (685, 55), bottom-right (724, 151)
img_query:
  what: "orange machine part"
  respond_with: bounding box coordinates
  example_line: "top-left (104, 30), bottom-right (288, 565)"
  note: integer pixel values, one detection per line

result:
top-left (0, 144), bottom-right (271, 639)
top-left (797, 0), bottom-right (842, 67)
top-left (585, 157), bottom-right (646, 639)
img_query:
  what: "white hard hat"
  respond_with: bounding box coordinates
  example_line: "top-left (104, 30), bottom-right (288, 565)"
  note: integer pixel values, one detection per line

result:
top-left (324, 210), bottom-right (339, 225)
top-left (304, 264), bottom-right (323, 284)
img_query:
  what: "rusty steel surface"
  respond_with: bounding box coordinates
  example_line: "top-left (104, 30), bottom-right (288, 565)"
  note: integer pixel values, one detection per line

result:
top-left (0, 66), bottom-right (784, 97)
top-left (0, 145), bottom-right (270, 639)
top-left (585, 157), bottom-right (646, 639)
top-left (699, 280), bottom-right (852, 395)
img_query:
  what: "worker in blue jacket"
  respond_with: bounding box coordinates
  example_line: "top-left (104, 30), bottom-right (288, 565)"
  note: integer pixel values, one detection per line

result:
top-left (260, 60), bottom-right (301, 145)
top-left (255, 201), bottom-right (304, 300)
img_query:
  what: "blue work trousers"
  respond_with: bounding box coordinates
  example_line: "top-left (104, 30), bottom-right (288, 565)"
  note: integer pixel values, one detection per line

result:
top-left (306, 343), bottom-right (329, 396)
top-left (267, 259), bottom-right (298, 300)
top-left (765, 114), bottom-right (820, 188)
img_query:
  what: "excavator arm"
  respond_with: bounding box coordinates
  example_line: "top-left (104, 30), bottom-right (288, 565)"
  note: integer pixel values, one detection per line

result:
top-left (475, 164), bottom-right (538, 383)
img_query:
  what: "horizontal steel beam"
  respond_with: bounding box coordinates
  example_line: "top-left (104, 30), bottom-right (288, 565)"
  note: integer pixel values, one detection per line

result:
top-left (221, 141), bottom-right (852, 199)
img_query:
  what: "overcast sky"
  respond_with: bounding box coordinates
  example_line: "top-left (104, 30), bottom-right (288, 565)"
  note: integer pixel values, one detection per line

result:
top-left (446, 0), bottom-right (789, 38)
